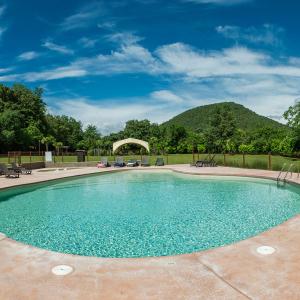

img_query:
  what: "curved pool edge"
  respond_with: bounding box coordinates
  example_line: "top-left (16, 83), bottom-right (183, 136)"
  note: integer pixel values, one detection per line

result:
top-left (0, 164), bottom-right (300, 261)
top-left (1, 165), bottom-right (300, 299)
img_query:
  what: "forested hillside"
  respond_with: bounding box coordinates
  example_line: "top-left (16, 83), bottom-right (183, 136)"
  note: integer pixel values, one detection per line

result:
top-left (163, 102), bottom-right (287, 132)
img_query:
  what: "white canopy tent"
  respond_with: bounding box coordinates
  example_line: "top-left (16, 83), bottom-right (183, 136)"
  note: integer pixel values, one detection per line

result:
top-left (112, 138), bottom-right (150, 154)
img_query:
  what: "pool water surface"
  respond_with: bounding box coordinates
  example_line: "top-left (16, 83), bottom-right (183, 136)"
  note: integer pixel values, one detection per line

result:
top-left (0, 170), bottom-right (299, 258)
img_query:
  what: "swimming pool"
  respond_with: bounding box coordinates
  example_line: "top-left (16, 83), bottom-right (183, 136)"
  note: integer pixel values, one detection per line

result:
top-left (0, 170), bottom-right (300, 258)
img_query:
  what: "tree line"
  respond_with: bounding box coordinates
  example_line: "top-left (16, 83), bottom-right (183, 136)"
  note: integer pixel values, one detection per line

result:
top-left (0, 83), bottom-right (299, 156)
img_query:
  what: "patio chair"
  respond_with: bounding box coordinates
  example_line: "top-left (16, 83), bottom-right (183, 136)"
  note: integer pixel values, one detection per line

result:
top-left (11, 162), bottom-right (32, 174)
top-left (194, 155), bottom-right (208, 167)
top-left (97, 157), bottom-right (110, 168)
top-left (141, 156), bottom-right (150, 167)
top-left (155, 157), bottom-right (164, 166)
top-left (0, 163), bottom-right (20, 178)
top-left (127, 159), bottom-right (139, 167)
top-left (196, 155), bottom-right (217, 167)
top-left (113, 157), bottom-right (126, 167)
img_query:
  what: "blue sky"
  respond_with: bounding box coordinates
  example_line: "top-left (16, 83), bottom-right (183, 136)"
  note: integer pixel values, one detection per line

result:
top-left (1, 0), bottom-right (300, 132)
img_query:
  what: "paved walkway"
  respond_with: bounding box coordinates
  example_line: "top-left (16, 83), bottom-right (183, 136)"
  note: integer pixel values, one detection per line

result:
top-left (0, 165), bottom-right (300, 299)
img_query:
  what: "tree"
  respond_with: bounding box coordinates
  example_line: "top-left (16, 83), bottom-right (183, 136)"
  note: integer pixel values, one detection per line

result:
top-left (53, 141), bottom-right (64, 155)
top-left (0, 84), bottom-right (47, 151)
top-left (225, 139), bottom-right (236, 154)
top-left (197, 144), bottom-right (206, 153)
top-left (238, 144), bottom-right (255, 154)
top-left (24, 123), bottom-right (43, 150)
top-left (186, 132), bottom-right (201, 154)
top-left (284, 102), bottom-right (300, 151)
top-left (284, 102), bottom-right (300, 129)
top-left (41, 136), bottom-right (56, 151)
top-left (123, 120), bottom-right (152, 140)
top-left (165, 125), bottom-right (187, 153)
top-left (0, 109), bottom-right (22, 149)
top-left (78, 125), bottom-right (101, 150)
top-left (46, 115), bottom-right (83, 151)
top-left (205, 107), bottom-right (236, 153)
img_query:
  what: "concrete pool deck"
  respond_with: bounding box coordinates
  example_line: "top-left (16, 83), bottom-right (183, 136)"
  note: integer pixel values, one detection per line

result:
top-left (0, 165), bottom-right (300, 299)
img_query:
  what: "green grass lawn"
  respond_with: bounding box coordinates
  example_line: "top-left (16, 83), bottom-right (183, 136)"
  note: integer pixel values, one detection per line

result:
top-left (1, 153), bottom-right (299, 172)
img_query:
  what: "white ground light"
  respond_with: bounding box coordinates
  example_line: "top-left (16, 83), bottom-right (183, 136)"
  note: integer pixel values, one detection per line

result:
top-left (51, 265), bottom-right (74, 276)
top-left (0, 233), bottom-right (6, 241)
top-left (256, 246), bottom-right (276, 255)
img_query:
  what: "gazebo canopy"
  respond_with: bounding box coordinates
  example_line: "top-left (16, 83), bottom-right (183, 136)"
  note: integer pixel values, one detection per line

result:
top-left (112, 138), bottom-right (150, 154)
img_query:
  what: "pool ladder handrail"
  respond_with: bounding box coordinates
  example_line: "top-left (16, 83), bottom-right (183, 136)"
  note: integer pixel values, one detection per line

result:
top-left (283, 163), bottom-right (294, 181)
top-left (276, 163), bottom-right (286, 183)
top-left (277, 163), bottom-right (294, 185)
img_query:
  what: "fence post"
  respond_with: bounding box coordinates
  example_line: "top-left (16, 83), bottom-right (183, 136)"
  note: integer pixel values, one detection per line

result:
top-left (268, 153), bottom-right (272, 170)
top-left (8, 152), bottom-right (10, 164)
top-left (223, 153), bottom-right (226, 166)
top-left (243, 153), bottom-right (245, 168)
top-left (18, 152), bottom-right (21, 165)
top-left (166, 153), bottom-right (169, 165)
top-left (192, 150), bottom-right (195, 164)
top-left (29, 151), bottom-right (32, 168)
top-left (62, 151), bottom-right (64, 163)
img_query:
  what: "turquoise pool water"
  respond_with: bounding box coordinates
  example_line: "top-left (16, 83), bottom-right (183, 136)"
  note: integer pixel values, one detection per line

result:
top-left (0, 170), bottom-right (300, 258)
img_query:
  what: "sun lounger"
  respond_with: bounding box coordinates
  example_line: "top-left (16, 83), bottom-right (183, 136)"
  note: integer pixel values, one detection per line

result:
top-left (114, 157), bottom-right (126, 167)
top-left (0, 163), bottom-right (19, 178)
top-left (11, 162), bottom-right (32, 174)
top-left (195, 155), bottom-right (217, 167)
top-left (141, 156), bottom-right (150, 166)
top-left (97, 157), bottom-right (110, 168)
top-left (155, 157), bottom-right (164, 166)
top-left (127, 159), bottom-right (139, 167)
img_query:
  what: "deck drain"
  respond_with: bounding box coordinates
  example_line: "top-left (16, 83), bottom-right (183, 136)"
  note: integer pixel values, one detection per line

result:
top-left (51, 265), bottom-right (74, 276)
top-left (256, 246), bottom-right (276, 255)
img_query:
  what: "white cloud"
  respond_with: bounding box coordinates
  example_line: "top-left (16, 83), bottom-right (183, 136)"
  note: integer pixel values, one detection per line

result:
top-left (155, 43), bottom-right (300, 79)
top-left (17, 51), bottom-right (39, 61)
top-left (22, 66), bottom-right (87, 82)
top-left (0, 26), bottom-right (5, 37)
top-left (61, 2), bottom-right (105, 31)
top-left (48, 97), bottom-right (182, 134)
top-left (97, 21), bottom-right (115, 29)
top-left (0, 73), bottom-right (18, 81)
top-left (72, 43), bottom-right (159, 75)
top-left (78, 37), bottom-right (98, 48)
top-left (0, 67), bottom-right (12, 74)
top-left (0, 5), bottom-right (6, 40)
top-left (0, 5), bottom-right (5, 17)
top-left (106, 32), bottom-right (144, 46)
top-left (3, 38), bottom-right (300, 128)
top-left (216, 24), bottom-right (284, 46)
top-left (4, 41), bottom-right (300, 85)
top-left (42, 41), bottom-right (74, 55)
top-left (4, 41), bottom-right (300, 82)
top-left (151, 90), bottom-right (183, 103)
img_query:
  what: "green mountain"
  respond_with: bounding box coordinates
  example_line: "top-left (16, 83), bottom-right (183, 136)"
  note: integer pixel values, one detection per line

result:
top-left (163, 102), bottom-right (287, 132)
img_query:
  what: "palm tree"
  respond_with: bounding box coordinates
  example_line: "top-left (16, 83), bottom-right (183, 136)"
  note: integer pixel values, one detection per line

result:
top-left (54, 141), bottom-right (63, 155)
top-left (41, 135), bottom-right (56, 152)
